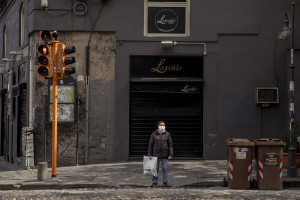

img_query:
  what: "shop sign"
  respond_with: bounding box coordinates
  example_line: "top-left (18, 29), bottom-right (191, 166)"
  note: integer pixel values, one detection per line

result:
top-left (130, 55), bottom-right (203, 78)
top-left (130, 81), bottom-right (202, 93)
top-left (147, 7), bottom-right (186, 35)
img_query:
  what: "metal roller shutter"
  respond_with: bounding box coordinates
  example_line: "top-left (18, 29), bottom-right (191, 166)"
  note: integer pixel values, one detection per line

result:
top-left (129, 91), bottom-right (203, 158)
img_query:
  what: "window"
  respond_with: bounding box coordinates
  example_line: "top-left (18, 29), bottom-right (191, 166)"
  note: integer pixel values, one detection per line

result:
top-left (20, 3), bottom-right (25, 46)
top-left (3, 26), bottom-right (6, 58)
top-left (144, 0), bottom-right (190, 37)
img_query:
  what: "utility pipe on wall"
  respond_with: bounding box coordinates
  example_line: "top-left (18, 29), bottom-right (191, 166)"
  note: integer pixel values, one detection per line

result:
top-left (76, 62), bottom-right (79, 165)
top-left (29, 58), bottom-right (33, 127)
top-left (85, 46), bottom-right (89, 165)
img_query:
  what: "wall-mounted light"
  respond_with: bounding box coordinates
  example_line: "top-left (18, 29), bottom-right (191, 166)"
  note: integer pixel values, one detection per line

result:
top-left (161, 40), bottom-right (208, 55)
top-left (277, 12), bottom-right (290, 40)
top-left (2, 58), bottom-right (14, 62)
top-left (161, 41), bottom-right (175, 48)
top-left (10, 51), bottom-right (23, 56)
top-left (41, 0), bottom-right (48, 10)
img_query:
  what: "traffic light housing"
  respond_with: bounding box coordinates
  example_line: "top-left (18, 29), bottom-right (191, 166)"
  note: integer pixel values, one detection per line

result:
top-left (61, 44), bottom-right (76, 78)
top-left (37, 44), bottom-right (52, 78)
top-left (40, 31), bottom-right (53, 43)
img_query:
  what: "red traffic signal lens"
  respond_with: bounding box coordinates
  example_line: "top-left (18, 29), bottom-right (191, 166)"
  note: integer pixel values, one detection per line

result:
top-left (38, 45), bottom-right (49, 55)
top-left (38, 66), bottom-right (50, 76)
top-left (38, 56), bottom-right (49, 65)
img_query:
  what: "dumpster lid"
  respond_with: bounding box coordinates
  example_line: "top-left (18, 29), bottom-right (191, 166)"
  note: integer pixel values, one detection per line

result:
top-left (226, 138), bottom-right (255, 146)
top-left (255, 138), bottom-right (286, 146)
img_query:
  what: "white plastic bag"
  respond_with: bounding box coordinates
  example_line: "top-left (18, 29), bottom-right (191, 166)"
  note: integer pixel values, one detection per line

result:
top-left (143, 156), bottom-right (158, 177)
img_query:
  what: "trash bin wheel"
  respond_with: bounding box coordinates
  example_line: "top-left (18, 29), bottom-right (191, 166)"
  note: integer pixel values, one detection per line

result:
top-left (223, 177), bottom-right (228, 187)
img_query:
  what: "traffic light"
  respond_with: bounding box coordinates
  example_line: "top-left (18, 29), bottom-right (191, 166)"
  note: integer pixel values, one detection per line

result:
top-left (61, 44), bottom-right (76, 78)
top-left (40, 31), bottom-right (52, 43)
top-left (37, 44), bottom-right (52, 78)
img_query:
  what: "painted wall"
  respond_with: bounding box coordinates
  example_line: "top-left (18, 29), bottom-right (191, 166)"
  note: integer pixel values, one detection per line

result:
top-left (112, 0), bottom-right (291, 159)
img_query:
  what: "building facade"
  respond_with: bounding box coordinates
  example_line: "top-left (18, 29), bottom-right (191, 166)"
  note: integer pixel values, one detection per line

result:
top-left (0, 0), bottom-right (299, 166)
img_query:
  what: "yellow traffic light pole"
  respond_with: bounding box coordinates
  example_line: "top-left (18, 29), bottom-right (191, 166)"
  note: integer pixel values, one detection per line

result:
top-left (52, 39), bottom-right (58, 177)
top-left (39, 30), bottom-right (75, 177)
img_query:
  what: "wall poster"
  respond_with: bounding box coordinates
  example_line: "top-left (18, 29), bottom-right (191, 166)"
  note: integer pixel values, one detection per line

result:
top-left (49, 85), bottom-right (75, 122)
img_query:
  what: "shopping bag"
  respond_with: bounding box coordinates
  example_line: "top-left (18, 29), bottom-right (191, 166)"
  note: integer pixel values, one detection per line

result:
top-left (143, 156), bottom-right (158, 177)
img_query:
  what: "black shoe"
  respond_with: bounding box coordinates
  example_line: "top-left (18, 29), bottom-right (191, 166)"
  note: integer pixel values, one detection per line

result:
top-left (163, 182), bottom-right (168, 187)
top-left (151, 182), bottom-right (157, 187)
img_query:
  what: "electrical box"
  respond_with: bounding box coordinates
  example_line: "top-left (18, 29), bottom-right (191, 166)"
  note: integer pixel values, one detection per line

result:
top-left (256, 87), bottom-right (279, 106)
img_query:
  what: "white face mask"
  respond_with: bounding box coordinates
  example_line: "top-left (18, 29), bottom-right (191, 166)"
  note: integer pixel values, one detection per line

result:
top-left (158, 126), bottom-right (165, 131)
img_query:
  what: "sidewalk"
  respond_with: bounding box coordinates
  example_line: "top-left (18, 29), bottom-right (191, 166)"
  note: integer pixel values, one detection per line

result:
top-left (0, 160), bottom-right (299, 190)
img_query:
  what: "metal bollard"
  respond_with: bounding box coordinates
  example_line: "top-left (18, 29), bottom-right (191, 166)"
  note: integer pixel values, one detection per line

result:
top-left (37, 162), bottom-right (48, 181)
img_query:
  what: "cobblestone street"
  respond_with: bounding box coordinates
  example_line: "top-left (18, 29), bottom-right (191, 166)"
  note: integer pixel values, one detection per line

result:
top-left (0, 187), bottom-right (300, 200)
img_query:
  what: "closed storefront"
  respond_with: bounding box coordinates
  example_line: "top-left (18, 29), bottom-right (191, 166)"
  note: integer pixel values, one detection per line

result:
top-left (129, 55), bottom-right (203, 158)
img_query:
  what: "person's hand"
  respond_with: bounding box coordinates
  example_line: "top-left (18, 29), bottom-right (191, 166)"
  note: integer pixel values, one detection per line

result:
top-left (168, 156), bottom-right (172, 160)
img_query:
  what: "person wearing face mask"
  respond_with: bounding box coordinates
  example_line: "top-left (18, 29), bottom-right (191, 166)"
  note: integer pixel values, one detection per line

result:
top-left (148, 121), bottom-right (173, 187)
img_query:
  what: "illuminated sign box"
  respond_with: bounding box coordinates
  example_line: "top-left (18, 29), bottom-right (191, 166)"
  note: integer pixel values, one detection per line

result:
top-left (144, 0), bottom-right (190, 37)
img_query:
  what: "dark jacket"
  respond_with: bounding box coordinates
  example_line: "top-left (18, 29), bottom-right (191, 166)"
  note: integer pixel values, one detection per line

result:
top-left (148, 130), bottom-right (173, 158)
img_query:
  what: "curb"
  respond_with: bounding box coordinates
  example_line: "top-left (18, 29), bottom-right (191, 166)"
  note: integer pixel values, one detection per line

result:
top-left (0, 181), bottom-right (224, 190)
top-left (181, 181), bottom-right (224, 188)
top-left (0, 180), bottom-right (299, 190)
top-left (0, 183), bottom-right (116, 190)
top-left (283, 180), bottom-right (300, 188)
